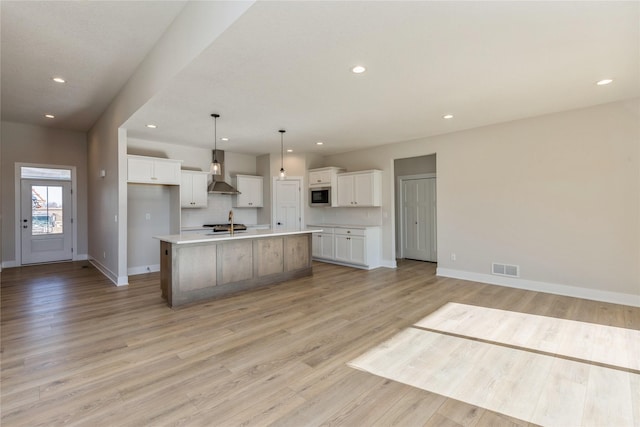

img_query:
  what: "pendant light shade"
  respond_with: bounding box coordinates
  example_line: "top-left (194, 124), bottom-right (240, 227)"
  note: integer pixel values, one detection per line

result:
top-left (279, 129), bottom-right (286, 179)
top-left (210, 114), bottom-right (221, 175)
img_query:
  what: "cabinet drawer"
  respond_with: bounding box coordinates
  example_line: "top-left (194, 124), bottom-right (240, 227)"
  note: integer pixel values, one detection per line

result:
top-left (334, 228), bottom-right (365, 237)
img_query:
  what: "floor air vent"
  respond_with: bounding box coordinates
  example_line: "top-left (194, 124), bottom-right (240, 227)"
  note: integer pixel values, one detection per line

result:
top-left (492, 263), bottom-right (520, 277)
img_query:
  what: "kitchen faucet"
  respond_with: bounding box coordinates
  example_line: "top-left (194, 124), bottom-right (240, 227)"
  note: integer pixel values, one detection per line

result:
top-left (228, 210), bottom-right (234, 235)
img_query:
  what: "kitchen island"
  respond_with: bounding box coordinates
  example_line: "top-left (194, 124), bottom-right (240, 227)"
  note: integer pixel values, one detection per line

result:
top-left (154, 228), bottom-right (321, 307)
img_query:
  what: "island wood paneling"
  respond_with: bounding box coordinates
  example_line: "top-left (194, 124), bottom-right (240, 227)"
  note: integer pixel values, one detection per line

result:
top-left (177, 243), bottom-right (217, 291)
top-left (284, 234), bottom-right (310, 272)
top-left (256, 237), bottom-right (284, 277)
top-left (218, 240), bottom-right (253, 285)
top-left (161, 234), bottom-right (313, 307)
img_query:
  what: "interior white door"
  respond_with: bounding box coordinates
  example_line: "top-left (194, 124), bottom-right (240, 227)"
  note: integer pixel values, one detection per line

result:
top-left (273, 179), bottom-right (301, 230)
top-left (21, 179), bottom-right (73, 264)
top-left (402, 177), bottom-right (436, 262)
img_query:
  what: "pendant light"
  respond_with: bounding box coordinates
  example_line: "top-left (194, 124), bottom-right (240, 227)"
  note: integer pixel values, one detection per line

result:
top-left (279, 129), bottom-right (286, 179)
top-left (210, 113), bottom-right (221, 175)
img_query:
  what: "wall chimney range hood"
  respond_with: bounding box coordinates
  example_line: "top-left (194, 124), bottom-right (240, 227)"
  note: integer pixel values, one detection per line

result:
top-left (207, 150), bottom-right (240, 194)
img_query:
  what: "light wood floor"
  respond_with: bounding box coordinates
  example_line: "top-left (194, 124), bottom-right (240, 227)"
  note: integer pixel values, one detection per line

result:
top-left (1, 260), bottom-right (639, 426)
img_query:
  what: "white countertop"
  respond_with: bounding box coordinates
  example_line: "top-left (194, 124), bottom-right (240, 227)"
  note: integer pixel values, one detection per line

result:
top-left (307, 223), bottom-right (380, 229)
top-left (180, 224), bottom-right (271, 232)
top-left (155, 228), bottom-right (322, 244)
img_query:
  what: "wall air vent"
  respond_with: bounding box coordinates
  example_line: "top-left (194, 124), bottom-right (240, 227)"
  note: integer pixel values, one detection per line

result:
top-left (492, 262), bottom-right (520, 277)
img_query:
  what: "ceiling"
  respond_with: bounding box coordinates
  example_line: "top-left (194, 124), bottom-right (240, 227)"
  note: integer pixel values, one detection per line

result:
top-left (2, 1), bottom-right (639, 156)
top-left (0, 1), bottom-right (186, 132)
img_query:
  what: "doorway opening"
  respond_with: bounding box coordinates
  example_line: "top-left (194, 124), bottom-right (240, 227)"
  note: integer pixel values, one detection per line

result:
top-left (16, 165), bottom-right (76, 265)
top-left (394, 154), bottom-right (437, 263)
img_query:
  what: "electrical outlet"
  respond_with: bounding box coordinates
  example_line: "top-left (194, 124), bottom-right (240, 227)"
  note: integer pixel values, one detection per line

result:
top-left (145, 213), bottom-right (151, 220)
top-left (103, 251), bottom-right (106, 259)
top-left (451, 253), bottom-right (457, 261)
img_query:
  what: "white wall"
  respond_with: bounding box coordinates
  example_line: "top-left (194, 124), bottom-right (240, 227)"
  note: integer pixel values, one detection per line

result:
top-left (128, 137), bottom-right (261, 227)
top-left (127, 184), bottom-right (173, 274)
top-left (87, 1), bottom-right (255, 284)
top-left (323, 99), bottom-right (640, 305)
top-left (1, 121), bottom-right (88, 266)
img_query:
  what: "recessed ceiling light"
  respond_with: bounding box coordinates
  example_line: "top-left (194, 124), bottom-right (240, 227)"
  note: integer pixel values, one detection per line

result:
top-left (596, 79), bottom-right (613, 86)
top-left (44, 114), bottom-right (55, 119)
top-left (351, 65), bottom-right (366, 74)
top-left (52, 77), bottom-right (66, 83)
top-left (287, 149), bottom-right (293, 153)
top-left (146, 124), bottom-right (157, 129)
top-left (220, 137), bottom-right (229, 141)
top-left (443, 114), bottom-right (454, 119)
top-left (316, 141), bottom-right (324, 146)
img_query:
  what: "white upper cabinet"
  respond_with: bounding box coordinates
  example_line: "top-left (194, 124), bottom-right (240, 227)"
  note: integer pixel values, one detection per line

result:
top-left (233, 175), bottom-right (263, 208)
top-left (308, 167), bottom-right (345, 188)
top-left (336, 170), bottom-right (382, 207)
top-left (180, 171), bottom-right (209, 208)
top-left (127, 155), bottom-right (182, 185)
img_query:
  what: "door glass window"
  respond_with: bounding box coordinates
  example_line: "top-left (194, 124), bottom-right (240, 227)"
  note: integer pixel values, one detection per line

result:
top-left (21, 167), bottom-right (71, 180)
top-left (31, 185), bottom-right (63, 235)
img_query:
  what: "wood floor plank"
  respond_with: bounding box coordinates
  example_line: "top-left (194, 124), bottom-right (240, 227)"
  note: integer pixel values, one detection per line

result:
top-left (1, 259), bottom-right (638, 426)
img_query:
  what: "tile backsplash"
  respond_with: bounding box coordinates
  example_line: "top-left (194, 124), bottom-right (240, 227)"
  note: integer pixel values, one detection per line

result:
top-left (181, 194), bottom-right (259, 227)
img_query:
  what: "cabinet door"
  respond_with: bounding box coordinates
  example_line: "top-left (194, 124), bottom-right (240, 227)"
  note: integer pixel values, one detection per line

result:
top-left (312, 233), bottom-right (322, 257)
top-left (236, 176), bottom-right (263, 207)
top-left (153, 160), bottom-right (181, 184)
top-left (309, 171), bottom-right (323, 186)
top-left (190, 173), bottom-right (208, 207)
top-left (336, 175), bottom-right (354, 207)
top-left (353, 173), bottom-right (374, 206)
top-left (180, 172), bottom-right (208, 208)
top-left (309, 170), bottom-right (331, 186)
top-left (320, 233), bottom-right (335, 258)
top-left (180, 173), bottom-right (193, 207)
top-left (349, 235), bottom-right (366, 265)
top-left (128, 157), bottom-right (154, 183)
top-left (334, 234), bottom-right (350, 262)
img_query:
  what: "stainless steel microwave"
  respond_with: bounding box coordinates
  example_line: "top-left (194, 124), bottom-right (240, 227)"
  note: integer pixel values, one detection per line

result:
top-left (309, 187), bottom-right (331, 206)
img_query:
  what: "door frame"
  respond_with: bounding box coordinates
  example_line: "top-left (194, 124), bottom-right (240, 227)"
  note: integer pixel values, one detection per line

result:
top-left (271, 176), bottom-right (304, 230)
top-left (397, 173), bottom-right (436, 260)
top-left (14, 163), bottom-right (79, 264)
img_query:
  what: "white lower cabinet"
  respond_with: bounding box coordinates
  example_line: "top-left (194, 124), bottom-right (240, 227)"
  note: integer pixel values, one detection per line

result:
top-left (312, 228), bottom-right (335, 259)
top-left (335, 233), bottom-right (365, 265)
top-left (309, 225), bottom-right (380, 269)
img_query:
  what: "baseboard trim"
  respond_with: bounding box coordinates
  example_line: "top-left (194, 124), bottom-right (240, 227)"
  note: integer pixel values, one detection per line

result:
top-left (89, 258), bottom-right (129, 286)
top-left (74, 253), bottom-right (89, 261)
top-left (1, 260), bottom-right (19, 269)
top-left (127, 264), bottom-right (160, 276)
top-left (436, 268), bottom-right (640, 308)
top-left (379, 259), bottom-right (397, 269)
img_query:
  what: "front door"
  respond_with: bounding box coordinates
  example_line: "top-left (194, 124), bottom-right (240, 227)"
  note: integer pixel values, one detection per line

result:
top-left (273, 179), bottom-right (301, 230)
top-left (21, 180), bottom-right (73, 264)
top-left (402, 177), bottom-right (437, 262)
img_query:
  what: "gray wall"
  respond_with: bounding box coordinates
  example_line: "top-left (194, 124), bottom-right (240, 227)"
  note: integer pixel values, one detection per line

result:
top-left (323, 99), bottom-right (640, 303)
top-left (1, 121), bottom-right (88, 265)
